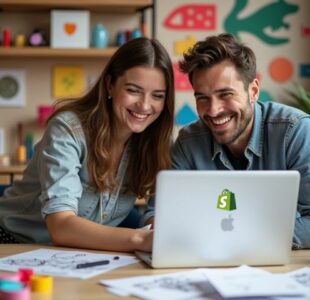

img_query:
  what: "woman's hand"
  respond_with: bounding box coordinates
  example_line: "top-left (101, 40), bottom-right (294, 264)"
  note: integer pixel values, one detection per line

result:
top-left (131, 228), bottom-right (153, 252)
top-left (144, 217), bottom-right (154, 229)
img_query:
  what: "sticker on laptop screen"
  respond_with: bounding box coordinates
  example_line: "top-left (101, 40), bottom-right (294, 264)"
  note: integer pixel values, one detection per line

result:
top-left (217, 189), bottom-right (237, 211)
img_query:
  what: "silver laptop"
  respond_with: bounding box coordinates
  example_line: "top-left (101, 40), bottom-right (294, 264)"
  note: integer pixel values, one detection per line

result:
top-left (136, 170), bottom-right (300, 268)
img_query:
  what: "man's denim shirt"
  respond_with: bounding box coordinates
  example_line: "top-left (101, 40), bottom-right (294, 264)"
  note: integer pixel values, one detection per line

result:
top-left (172, 102), bottom-right (310, 249)
top-left (0, 111), bottom-right (142, 243)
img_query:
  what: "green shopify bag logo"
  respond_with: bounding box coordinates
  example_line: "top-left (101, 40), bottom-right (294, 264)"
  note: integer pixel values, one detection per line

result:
top-left (217, 189), bottom-right (237, 211)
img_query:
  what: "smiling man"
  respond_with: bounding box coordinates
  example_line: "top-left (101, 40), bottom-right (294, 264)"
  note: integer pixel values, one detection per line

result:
top-left (173, 33), bottom-right (310, 249)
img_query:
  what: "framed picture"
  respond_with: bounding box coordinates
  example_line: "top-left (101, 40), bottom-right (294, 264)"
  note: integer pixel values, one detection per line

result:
top-left (51, 10), bottom-right (90, 48)
top-left (52, 66), bottom-right (86, 98)
top-left (0, 69), bottom-right (26, 107)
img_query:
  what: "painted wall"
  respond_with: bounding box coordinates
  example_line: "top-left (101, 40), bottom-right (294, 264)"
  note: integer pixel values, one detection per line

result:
top-left (155, 0), bottom-right (310, 133)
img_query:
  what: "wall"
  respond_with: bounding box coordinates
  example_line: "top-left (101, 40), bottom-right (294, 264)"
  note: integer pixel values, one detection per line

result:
top-left (1, 1), bottom-right (309, 159)
top-left (155, 0), bottom-right (310, 134)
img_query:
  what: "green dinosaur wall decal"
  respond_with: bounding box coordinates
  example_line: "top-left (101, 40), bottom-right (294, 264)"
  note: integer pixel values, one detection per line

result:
top-left (224, 0), bottom-right (299, 45)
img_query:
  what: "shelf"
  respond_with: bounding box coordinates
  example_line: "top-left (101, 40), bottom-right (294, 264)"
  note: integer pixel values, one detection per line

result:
top-left (0, 47), bottom-right (118, 58)
top-left (0, 0), bottom-right (153, 13)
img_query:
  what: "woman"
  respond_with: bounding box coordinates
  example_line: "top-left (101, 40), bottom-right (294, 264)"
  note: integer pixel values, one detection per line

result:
top-left (0, 37), bottom-right (175, 252)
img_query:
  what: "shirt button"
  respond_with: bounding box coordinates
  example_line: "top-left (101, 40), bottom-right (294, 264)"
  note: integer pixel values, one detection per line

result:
top-left (102, 213), bottom-right (109, 219)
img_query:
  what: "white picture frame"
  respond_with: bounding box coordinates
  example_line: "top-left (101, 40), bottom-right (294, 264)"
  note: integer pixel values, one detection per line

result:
top-left (51, 10), bottom-right (90, 48)
top-left (0, 69), bottom-right (26, 107)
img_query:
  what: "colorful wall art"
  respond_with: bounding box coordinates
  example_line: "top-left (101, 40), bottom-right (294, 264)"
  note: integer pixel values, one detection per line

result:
top-left (52, 66), bottom-right (86, 98)
top-left (156, 0), bottom-right (310, 132)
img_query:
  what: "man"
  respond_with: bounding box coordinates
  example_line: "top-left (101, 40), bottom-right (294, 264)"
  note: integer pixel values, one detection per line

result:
top-left (173, 33), bottom-right (310, 249)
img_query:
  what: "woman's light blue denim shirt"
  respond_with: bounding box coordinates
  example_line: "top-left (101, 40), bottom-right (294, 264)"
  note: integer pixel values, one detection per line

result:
top-left (0, 111), bottom-right (143, 243)
top-left (172, 102), bottom-right (310, 249)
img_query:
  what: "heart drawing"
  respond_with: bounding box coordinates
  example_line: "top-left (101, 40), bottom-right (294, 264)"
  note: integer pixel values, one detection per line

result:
top-left (64, 23), bottom-right (77, 35)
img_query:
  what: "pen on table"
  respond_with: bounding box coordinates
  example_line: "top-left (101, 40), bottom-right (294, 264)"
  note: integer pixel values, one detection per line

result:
top-left (76, 260), bottom-right (110, 269)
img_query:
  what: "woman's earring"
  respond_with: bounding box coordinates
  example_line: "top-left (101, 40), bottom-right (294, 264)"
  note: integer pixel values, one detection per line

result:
top-left (107, 95), bottom-right (112, 101)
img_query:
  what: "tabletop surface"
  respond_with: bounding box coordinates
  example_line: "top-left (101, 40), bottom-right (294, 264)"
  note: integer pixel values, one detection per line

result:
top-left (0, 244), bottom-right (309, 300)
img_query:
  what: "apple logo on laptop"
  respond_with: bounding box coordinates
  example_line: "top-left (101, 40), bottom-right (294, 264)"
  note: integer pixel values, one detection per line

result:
top-left (221, 215), bottom-right (234, 231)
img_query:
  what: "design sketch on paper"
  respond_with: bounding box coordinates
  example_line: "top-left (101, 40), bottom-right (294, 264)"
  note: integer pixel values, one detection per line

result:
top-left (2, 252), bottom-right (89, 269)
top-left (0, 249), bottom-right (138, 279)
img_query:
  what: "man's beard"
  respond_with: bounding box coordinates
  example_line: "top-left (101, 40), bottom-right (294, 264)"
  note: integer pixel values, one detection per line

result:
top-left (206, 97), bottom-right (254, 146)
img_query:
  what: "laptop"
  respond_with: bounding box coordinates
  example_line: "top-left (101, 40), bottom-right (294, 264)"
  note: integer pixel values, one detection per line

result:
top-left (136, 170), bottom-right (300, 268)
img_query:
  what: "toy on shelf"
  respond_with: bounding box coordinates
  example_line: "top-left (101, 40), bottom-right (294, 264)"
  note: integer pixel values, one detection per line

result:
top-left (16, 122), bottom-right (26, 164)
top-left (131, 28), bottom-right (142, 39)
top-left (115, 28), bottom-right (143, 46)
top-left (15, 34), bottom-right (26, 47)
top-left (2, 28), bottom-right (11, 47)
top-left (92, 23), bottom-right (109, 48)
top-left (116, 31), bottom-right (126, 46)
top-left (38, 105), bottom-right (54, 126)
top-left (25, 133), bottom-right (34, 161)
top-left (28, 28), bottom-right (48, 47)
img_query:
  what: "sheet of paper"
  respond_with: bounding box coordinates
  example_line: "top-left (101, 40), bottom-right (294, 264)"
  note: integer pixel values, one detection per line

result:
top-left (206, 269), bottom-right (308, 298)
top-left (282, 267), bottom-right (310, 299)
top-left (101, 266), bottom-right (266, 300)
top-left (101, 265), bottom-right (310, 300)
top-left (0, 248), bottom-right (138, 279)
top-left (102, 268), bottom-right (213, 300)
top-left (252, 268), bottom-right (310, 300)
top-left (286, 267), bottom-right (310, 288)
top-left (106, 287), bottom-right (132, 297)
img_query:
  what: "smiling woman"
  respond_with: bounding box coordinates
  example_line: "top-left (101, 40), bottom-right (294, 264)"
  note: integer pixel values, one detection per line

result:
top-left (107, 66), bottom-right (166, 140)
top-left (0, 38), bottom-right (175, 252)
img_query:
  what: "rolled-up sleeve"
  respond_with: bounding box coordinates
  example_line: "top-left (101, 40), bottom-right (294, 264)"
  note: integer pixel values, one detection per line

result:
top-left (38, 115), bottom-right (84, 218)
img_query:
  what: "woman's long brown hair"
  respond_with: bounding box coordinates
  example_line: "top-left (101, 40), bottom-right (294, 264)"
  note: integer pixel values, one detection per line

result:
top-left (49, 37), bottom-right (175, 198)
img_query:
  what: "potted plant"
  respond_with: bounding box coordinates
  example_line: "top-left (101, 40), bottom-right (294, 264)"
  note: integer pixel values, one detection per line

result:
top-left (285, 82), bottom-right (310, 114)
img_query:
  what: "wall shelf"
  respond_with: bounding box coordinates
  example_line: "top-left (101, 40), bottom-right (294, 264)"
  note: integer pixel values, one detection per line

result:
top-left (0, 0), bottom-right (153, 14)
top-left (0, 0), bottom-right (155, 158)
top-left (0, 47), bottom-right (118, 58)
